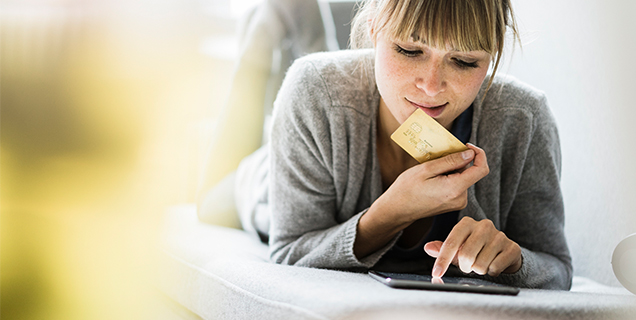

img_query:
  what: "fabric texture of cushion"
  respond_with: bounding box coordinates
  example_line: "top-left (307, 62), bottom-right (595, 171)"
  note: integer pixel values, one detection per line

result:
top-left (159, 205), bottom-right (636, 320)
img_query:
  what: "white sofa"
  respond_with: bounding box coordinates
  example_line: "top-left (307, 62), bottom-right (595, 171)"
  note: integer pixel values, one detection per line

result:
top-left (158, 204), bottom-right (636, 320)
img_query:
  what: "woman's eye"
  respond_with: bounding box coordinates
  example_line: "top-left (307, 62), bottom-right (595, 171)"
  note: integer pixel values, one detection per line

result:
top-left (394, 45), bottom-right (422, 57)
top-left (453, 58), bottom-right (479, 69)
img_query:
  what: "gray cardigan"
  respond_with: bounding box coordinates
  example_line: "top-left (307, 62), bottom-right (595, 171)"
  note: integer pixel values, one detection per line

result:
top-left (250, 49), bottom-right (572, 290)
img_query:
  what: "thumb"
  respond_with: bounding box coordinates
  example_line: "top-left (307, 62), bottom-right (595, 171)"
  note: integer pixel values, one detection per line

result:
top-left (424, 241), bottom-right (443, 257)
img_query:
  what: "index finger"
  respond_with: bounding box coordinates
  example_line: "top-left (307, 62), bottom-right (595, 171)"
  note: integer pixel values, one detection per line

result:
top-left (431, 223), bottom-right (472, 278)
top-left (466, 143), bottom-right (488, 171)
top-left (446, 143), bottom-right (489, 190)
top-left (421, 148), bottom-right (475, 177)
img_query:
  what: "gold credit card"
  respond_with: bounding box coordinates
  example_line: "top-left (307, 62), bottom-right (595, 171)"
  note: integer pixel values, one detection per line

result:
top-left (390, 109), bottom-right (468, 163)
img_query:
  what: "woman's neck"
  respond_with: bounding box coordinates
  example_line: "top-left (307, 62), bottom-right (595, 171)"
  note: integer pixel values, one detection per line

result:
top-left (376, 98), bottom-right (416, 166)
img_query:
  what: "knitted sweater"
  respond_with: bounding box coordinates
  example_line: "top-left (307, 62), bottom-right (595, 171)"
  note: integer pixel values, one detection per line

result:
top-left (247, 49), bottom-right (572, 289)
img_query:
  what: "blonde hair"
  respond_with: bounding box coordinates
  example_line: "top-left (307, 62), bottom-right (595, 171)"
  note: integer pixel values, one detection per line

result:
top-left (351, 0), bottom-right (520, 93)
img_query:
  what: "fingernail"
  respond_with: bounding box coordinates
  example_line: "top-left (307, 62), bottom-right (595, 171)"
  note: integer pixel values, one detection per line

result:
top-left (432, 265), bottom-right (442, 278)
top-left (461, 149), bottom-right (474, 160)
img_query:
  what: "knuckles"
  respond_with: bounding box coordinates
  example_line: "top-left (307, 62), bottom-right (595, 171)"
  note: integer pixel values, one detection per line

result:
top-left (493, 231), bottom-right (508, 243)
top-left (475, 219), bottom-right (495, 233)
top-left (482, 160), bottom-right (491, 175)
top-left (444, 153), bottom-right (461, 168)
top-left (508, 242), bottom-right (521, 256)
top-left (444, 216), bottom-right (520, 277)
top-left (459, 216), bottom-right (475, 226)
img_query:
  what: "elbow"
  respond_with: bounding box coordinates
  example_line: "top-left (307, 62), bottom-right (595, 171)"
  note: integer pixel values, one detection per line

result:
top-left (268, 240), bottom-right (294, 265)
top-left (540, 254), bottom-right (573, 290)
top-left (559, 258), bottom-right (574, 290)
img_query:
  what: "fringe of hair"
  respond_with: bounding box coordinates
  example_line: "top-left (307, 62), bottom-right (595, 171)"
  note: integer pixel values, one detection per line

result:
top-left (350, 0), bottom-right (520, 98)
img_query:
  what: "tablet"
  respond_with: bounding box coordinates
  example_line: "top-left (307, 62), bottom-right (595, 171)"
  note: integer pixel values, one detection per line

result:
top-left (369, 270), bottom-right (520, 296)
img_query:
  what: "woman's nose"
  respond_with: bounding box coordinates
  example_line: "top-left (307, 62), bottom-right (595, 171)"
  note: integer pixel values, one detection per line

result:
top-left (415, 63), bottom-right (446, 97)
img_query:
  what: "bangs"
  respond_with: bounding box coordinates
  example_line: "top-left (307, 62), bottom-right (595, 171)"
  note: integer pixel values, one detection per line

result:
top-left (376, 0), bottom-right (498, 54)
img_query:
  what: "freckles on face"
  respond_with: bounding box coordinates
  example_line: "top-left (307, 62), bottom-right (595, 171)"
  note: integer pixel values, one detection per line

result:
top-left (375, 38), bottom-right (413, 124)
top-left (374, 33), bottom-right (491, 129)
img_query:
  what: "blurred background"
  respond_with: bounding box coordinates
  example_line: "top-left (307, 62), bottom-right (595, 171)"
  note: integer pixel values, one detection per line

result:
top-left (2, 0), bottom-right (254, 319)
top-left (2, 0), bottom-right (636, 319)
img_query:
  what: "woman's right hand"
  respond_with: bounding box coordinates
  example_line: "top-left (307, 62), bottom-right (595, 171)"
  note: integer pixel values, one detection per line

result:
top-left (354, 143), bottom-right (489, 259)
top-left (381, 143), bottom-right (489, 222)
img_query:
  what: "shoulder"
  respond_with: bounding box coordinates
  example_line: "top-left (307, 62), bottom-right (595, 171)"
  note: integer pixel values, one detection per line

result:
top-left (477, 75), bottom-right (554, 127)
top-left (284, 49), bottom-right (378, 117)
top-left (480, 75), bottom-right (547, 111)
top-left (294, 49), bottom-right (373, 74)
top-left (272, 49), bottom-right (378, 142)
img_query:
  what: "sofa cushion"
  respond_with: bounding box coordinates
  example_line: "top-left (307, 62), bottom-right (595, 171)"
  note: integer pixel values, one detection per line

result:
top-left (159, 205), bottom-right (636, 320)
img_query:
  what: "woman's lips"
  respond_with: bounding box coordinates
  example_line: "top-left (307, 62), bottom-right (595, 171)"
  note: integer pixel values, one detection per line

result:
top-left (408, 100), bottom-right (447, 118)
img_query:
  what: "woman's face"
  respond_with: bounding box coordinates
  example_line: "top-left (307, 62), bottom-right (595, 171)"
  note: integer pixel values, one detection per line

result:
top-left (374, 31), bottom-right (491, 130)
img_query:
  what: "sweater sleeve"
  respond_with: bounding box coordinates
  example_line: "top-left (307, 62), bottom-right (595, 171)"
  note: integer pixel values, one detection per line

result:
top-left (267, 58), bottom-right (396, 270)
top-left (479, 93), bottom-right (573, 290)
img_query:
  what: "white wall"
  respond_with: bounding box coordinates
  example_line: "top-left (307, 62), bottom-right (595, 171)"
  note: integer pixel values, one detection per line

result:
top-left (503, 0), bottom-right (636, 286)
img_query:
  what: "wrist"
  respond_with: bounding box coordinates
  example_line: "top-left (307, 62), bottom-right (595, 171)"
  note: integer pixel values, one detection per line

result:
top-left (367, 193), bottom-right (414, 232)
top-left (353, 196), bottom-right (413, 259)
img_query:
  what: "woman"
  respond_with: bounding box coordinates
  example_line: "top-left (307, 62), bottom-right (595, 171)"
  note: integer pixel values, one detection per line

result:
top-left (236, 0), bottom-right (572, 289)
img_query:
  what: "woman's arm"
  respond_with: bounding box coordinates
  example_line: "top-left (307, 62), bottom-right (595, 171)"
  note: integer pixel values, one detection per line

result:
top-left (354, 144), bottom-right (489, 259)
top-left (495, 102), bottom-right (572, 289)
top-left (268, 58), bottom-right (379, 269)
top-left (424, 91), bottom-right (572, 289)
top-left (494, 95), bottom-right (572, 290)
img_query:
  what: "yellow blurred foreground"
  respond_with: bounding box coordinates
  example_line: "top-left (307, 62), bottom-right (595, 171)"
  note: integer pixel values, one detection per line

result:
top-left (1, 1), bottom-right (236, 318)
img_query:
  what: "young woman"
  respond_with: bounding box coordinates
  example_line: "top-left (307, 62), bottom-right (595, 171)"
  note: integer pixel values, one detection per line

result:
top-left (235, 0), bottom-right (572, 289)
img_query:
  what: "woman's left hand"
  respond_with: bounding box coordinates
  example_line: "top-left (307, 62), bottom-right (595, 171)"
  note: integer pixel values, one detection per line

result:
top-left (424, 216), bottom-right (523, 278)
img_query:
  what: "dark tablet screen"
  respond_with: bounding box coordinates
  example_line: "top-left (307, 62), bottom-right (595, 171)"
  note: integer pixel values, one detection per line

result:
top-left (369, 271), bottom-right (520, 296)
